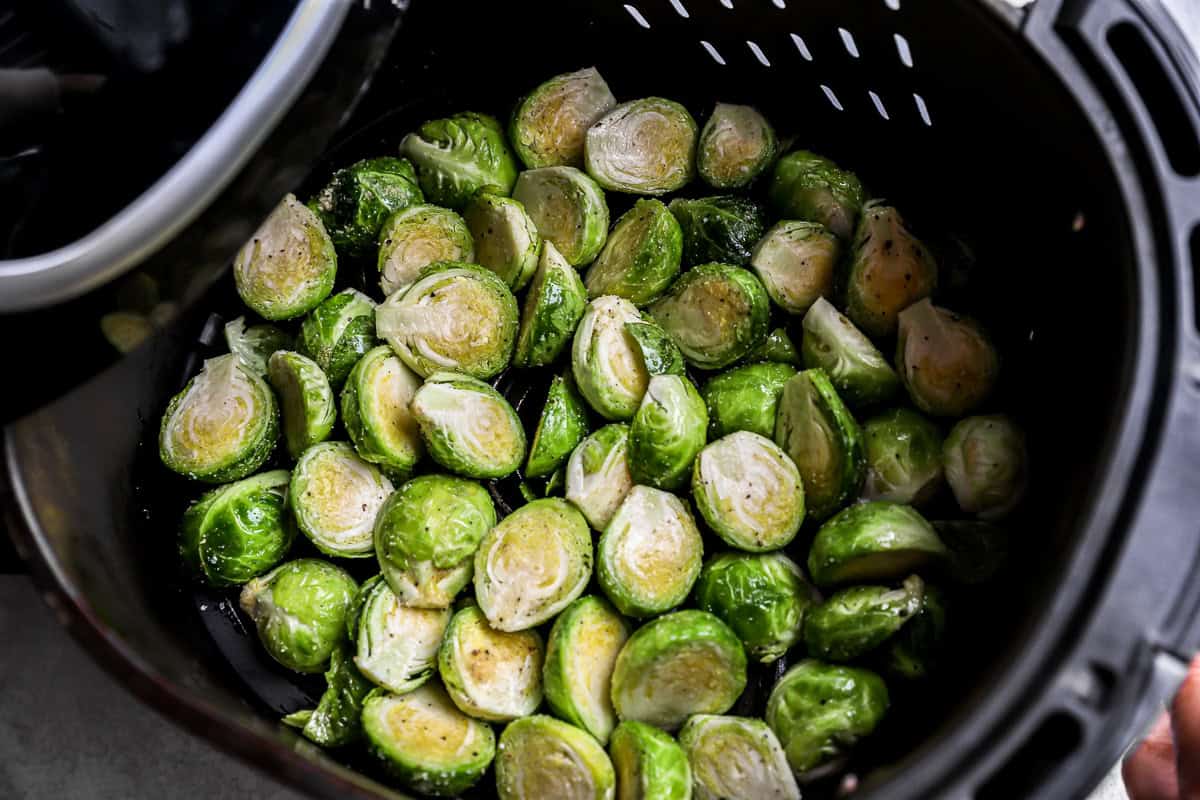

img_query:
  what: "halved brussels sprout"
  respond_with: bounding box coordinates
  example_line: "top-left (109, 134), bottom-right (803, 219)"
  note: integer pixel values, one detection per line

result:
top-left (884, 583), bottom-right (947, 680)
top-left (862, 408), bottom-right (944, 506)
top-left (702, 362), bottom-right (797, 441)
top-left (750, 221), bottom-right (840, 316)
top-left (354, 576), bottom-right (450, 694)
top-left (845, 201), bottom-right (938, 337)
top-left (803, 574), bottom-right (925, 662)
top-left (283, 645), bottom-right (373, 747)
top-left (400, 111), bottom-right (519, 208)
top-left (585, 98), bottom-right (697, 195)
top-left (513, 166), bottom-right (610, 266)
top-left (290, 442), bottom-right (394, 558)
top-left (464, 192), bottom-right (542, 291)
top-left (625, 320), bottom-right (685, 376)
top-left (439, 604), bottom-right (544, 721)
top-left (629, 374), bottom-right (707, 491)
top-left (692, 431), bottom-right (805, 552)
top-left (100, 311), bottom-right (154, 353)
top-left (511, 67), bottom-right (617, 169)
top-left (697, 103), bottom-right (778, 190)
top-left (573, 296), bottom-right (651, 421)
top-left (543, 596), bottom-right (630, 744)
top-left (268, 351), bottom-right (336, 460)
top-left (361, 682), bottom-right (496, 798)
top-left (694, 552), bottom-right (815, 663)
top-left (308, 156), bottom-right (423, 255)
top-left (649, 263), bottom-right (771, 371)
top-left (669, 196), bottom-right (767, 267)
top-left (225, 317), bottom-right (292, 377)
top-left (609, 720), bottom-right (692, 800)
top-left (746, 327), bottom-right (802, 368)
top-left (340, 345), bottom-right (423, 479)
top-left (679, 715), bottom-right (799, 800)
top-left (896, 299), bottom-right (1000, 417)
top-left (376, 262), bottom-right (518, 380)
top-left (807, 501), bottom-right (948, 587)
top-left (514, 240), bottom-right (589, 368)
top-left (233, 193), bottom-right (337, 320)
top-left (159, 354), bottom-right (279, 483)
top-left (411, 372), bottom-right (526, 479)
top-left (801, 297), bottom-right (899, 408)
top-left (298, 288), bottom-right (378, 387)
top-left (585, 199), bottom-right (683, 305)
top-left (239, 558), bottom-right (358, 674)
top-left (179, 469), bottom-right (294, 586)
top-left (496, 715), bottom-right (616, 800)
top-left (773, 369), bottom-right (865, 521)
top-left (767, 151), bottom-right (865, 240)
top-left (611, 609), bottom-right (747, 731)
top-left (765, 660), bottom-right (889, 775)
top-left (565, 423), bottom-right (635, 531)
top-left (934, 519), bottom-right (1009, 584)
top-left (598, 486), bottom-right (704, 618)
top-left (377, 204), bottom-right (474, 297)
top-left (527, 374), bottom-right (590, 479)
top-left (474, 498), bottom-right (592, 631)
top-left (374, 474), bottom-right (495, 608)
top-left (944, 415), bottom-right (1027, 519)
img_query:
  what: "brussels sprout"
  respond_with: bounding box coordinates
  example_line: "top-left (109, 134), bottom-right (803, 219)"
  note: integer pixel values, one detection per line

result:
top-left (884, 583), bottom-right (947, 679)
top-left (669, 196), bottom-right (767, 268)
top-left (649, 264), bottom-right (771, 371)
top-left (845, 201), bottom-right (939, 337)
top-left (694, 552), bottom-right (815, 663)
top-left (283, 645), bottom-right (373, 747)
top-left (767, 151), bottom-right (865, 241)
top-left (239, 558), bottom-right (358, 674)
top-left (862, 408), bottom-right (944, 506)
top-left (308, 156), bottom-right (424, 255)
top-left (598, 486), bottom-right (704, 618)
top-left (290, 442), bottom-right (394, 558)
top-left (573, 296), bottom-right (651, 421)
top-left (807, 501), bottom-right (948, 587)
top-left (625, 320), bottom-right (686, 377)
top-left (377, 204), bottom-right (475, 297)
top-left (803, 574), bottom-right (925, 662)
top-left (773, 369), bottom-right (865, 521)
top-left (629, 374), bottom-right (707, 491)
top-left (944, 415), bottom-right (1027, 519)
top-left (464, 192), bottom-right (541, 291)
top-left (376, 262), bottom-right (519, 380)
top-left (268, 351), bottom-right (336, 460)
top-left (100, 311), bottom-right (154, 353)
top-left (298, 288), bottom-right (378, 387)
top-left (585, 199), bottom-right (683, 305)
top-left (233, 193), bottom-right (337, 321)
top-left (609, 720), bottom-right (692, 800)
top-left (346, 573), bottom-right (382, 643)
top-left (224, 317), bottom-right (292, 377)
top-left (159, 354), bottom-right (279, 483)
top-left (611, 610), bottom-right (747, 731)
top-left (340, 345), bottom-right (423, 479)
top-left (411, 372), bottom-right (526, 479)
top-left (511, 67), bottom-right (617, 169)
top-left (679, 715), bottom-right (799, 800)
top-left (361, 682), bottom-right (496, 797)
top-left (746, 327), bottom-right (802, 368)
top-left (496, 715), bottom-right (616, 800)
top-left (765, 660), bottom-right (888, 774)
top-left (475, 498), bottom-right (592, 631)
top-left (179, 469), bottom-right (295, 586)
top-left (566, 423), bottom-right (635, 531)
top-left (896, 299), bottom-right (1000, 417)
top-left (702, 362), bottom-right (796, 441)
top-left (934, 519), bottom-right (1009, 584)
top-left (544, 596), bottom-right (630, 744)
top-left (400, 111), bottom-right (519, 208)
top-left (528, 374), bottom-right (590, 479)
top-left (697, 103), bottom-right (778, 190)
top-left (354, 575), bottom-right (450, 694)
top-left (513, 166), bottom-right (610, 266)
top-left (514, 240), bottom-right (589, 368)
top-left (748, 222), bottom-right (839, 319)
top-left (439, 604), bottom-right (544, 721)
top-left (801, 297), bottom-right (899, 408)
top-left (585, 98), bottom-right (698, 195)
top-left (692, 431), bottom-right (805, 552)
top-left (374, 474), bottom-right (495, 608)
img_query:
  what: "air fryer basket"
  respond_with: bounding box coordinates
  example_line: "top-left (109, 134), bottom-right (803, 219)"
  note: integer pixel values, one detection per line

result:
top-left (6, 0), bottom-right (1200, 798)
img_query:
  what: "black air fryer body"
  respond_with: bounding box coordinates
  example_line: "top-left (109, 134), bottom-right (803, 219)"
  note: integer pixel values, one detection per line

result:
top-left (4, 1), bottom-right (1200, 799)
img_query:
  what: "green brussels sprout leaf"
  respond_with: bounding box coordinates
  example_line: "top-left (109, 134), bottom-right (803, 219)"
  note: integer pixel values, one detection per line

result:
top-left (669, 195), bottom-right (767, 267)
top-left (513, 240), bottom-right (589, 368)
top-left (400, 112), bottom-right (519, 209)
